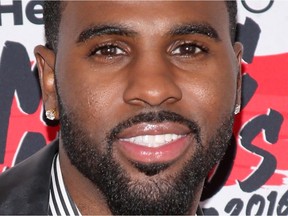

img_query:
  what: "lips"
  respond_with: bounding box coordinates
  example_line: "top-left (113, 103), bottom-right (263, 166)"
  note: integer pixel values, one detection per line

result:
top-left (116, 122), bottom-right (194, 164)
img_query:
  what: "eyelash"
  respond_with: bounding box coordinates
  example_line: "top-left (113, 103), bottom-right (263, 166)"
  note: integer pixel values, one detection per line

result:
top-left (170, 41), bottom-right (209, 57)
top-left (88, 42), bottom-right (127, 57)
top-left (87, 41), bottom-right (209, 59)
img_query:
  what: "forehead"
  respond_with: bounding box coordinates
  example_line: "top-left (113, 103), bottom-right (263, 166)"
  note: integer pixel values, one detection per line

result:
top-left (59, 1), bottom-right (229, 43)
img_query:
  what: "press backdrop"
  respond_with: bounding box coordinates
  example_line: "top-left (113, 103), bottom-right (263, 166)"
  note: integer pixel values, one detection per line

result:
top-left (0, 1), bottom-right (288, 215)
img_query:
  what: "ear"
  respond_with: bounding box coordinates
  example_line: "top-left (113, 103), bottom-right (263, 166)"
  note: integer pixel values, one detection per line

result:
top-left (233, 42), bottom-right (243, 113)
top-left (34, 45), bottom-right (59, 119)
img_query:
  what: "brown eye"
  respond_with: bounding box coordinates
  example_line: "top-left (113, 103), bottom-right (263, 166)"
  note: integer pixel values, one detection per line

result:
top-left (171, 43), bottom-right (207, 56)
top-left (92, 45), bottom-right (125, 57)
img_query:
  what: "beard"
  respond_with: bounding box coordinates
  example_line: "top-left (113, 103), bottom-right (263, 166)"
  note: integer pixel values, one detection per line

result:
top-left (59, 101), bottom-right (234, 215)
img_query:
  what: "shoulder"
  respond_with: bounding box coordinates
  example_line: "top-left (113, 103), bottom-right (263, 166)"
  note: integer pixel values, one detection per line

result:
top-left (0, 140), bottom-right (59, 214)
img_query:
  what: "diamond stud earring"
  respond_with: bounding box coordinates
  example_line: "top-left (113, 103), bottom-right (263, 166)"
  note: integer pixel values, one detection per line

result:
top-left (46, 109), bottom-right (56, 120)
top-left (234, 104), bottom-right (241, 115)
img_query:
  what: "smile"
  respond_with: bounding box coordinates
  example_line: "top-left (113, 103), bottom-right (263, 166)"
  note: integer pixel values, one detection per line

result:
top-left (120, 134), bottom-right (185, 148)
top-left (111, 111), bottom-right (200, 165)
top-left (115, 122), bottom-right (194, 164)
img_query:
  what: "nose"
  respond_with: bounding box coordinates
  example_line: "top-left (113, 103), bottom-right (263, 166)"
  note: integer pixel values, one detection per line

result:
top-left (123, 54), bottom-right (182, 107)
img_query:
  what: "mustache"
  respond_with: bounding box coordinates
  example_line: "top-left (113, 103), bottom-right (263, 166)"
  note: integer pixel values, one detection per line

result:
top-left (107, 110), bottom-right (201, 144)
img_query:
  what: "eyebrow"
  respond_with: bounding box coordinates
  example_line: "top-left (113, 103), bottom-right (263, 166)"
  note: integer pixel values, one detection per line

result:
top-left (77, 24), bottom-right (137, 43)
top-left (76, 22), bottom-right (221, 44)
top-left (168, 23), bottom-right (221, 41)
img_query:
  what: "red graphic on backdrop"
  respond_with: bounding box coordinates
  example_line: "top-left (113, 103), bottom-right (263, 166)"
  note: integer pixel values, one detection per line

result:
top-left (228, 53), bottom-right (288, 188)
top-left (1, 97), bottom-right (58, 171)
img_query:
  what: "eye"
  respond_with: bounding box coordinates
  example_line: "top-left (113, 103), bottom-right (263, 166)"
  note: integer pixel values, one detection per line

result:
top-left (171, 42), bottom-right (208, 57)
top-left (89, 44), bottom-right (126, 57)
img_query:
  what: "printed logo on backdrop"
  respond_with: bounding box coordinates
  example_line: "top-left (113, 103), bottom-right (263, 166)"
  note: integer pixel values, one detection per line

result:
top-left (202, 2), bottom-right (288, 215)
top-left (0, 0), bottom-right (43, 25)
top-left (0, 0), bottom-right (58, 172)
top-left (241, 0), bottom-right (274, 13)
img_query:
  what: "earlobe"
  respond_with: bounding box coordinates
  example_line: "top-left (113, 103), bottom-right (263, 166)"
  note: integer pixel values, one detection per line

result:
top-left (34, 45), bottom-right (59, 120)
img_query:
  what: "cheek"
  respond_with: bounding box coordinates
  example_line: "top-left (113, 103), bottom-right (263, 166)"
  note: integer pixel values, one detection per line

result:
top-left (180, 67), bottom-right (237, 139)
top-left (56, 64), bottom-right (125, 140)
top-left (184, 72), bottom-right (236, 113)
top-left (206, 73), bottom-right (236, 110)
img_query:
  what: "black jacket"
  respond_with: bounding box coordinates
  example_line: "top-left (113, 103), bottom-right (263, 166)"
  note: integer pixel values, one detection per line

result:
top-left (0, 140), bottom-right (58, 215)
top-left (0, 140), bottom-right (203, 215)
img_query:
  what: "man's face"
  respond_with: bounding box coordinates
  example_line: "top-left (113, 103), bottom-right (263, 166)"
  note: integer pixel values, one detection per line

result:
top-left (46, 1), bottom-right (242, 214)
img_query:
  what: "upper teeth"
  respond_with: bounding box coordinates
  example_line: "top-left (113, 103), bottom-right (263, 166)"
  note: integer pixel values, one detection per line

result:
top-left (120, 134), bottom-right (183, 148)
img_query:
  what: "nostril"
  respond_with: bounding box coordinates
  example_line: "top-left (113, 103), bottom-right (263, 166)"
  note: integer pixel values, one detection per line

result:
top-left (126, 98), bottom-right (150, 107)
top-left (125, 96), bottom-right (181, 107)
top-left (165, 96), bottom-right (182, 104)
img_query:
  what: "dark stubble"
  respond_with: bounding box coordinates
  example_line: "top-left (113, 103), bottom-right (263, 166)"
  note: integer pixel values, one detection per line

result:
top-left (59, 100), bottom-right (234, 215)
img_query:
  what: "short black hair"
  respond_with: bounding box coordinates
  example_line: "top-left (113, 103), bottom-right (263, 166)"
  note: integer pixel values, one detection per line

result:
top-left (43, 1), bottom-right (62, 51)
top-left (44, 1), bottom-right (238, 51)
